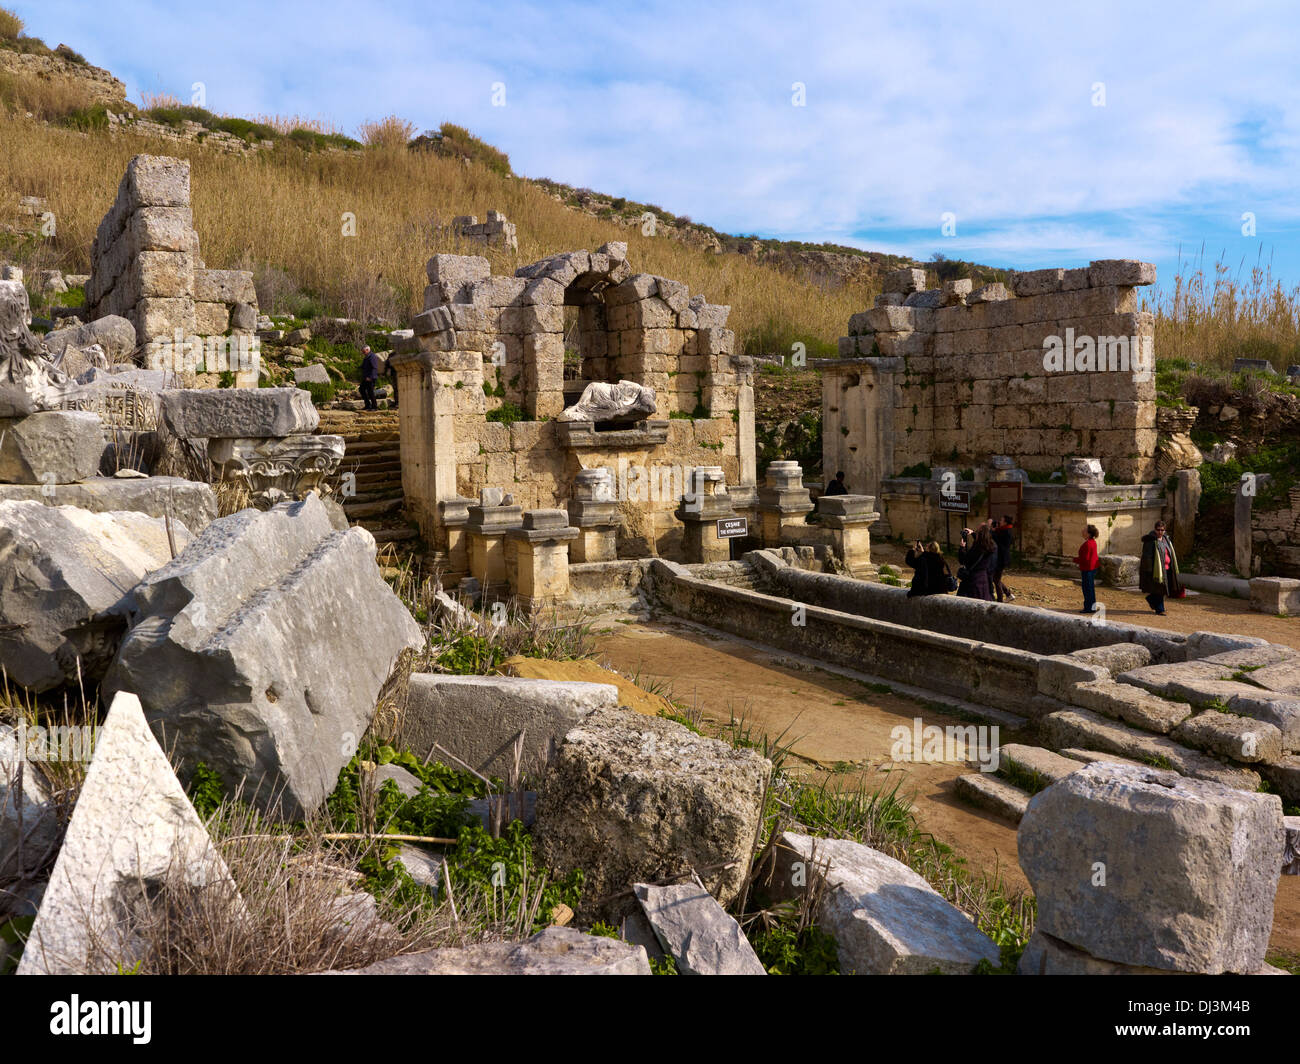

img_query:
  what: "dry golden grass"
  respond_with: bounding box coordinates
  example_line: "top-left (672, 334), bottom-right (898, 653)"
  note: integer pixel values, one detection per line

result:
top-left (358, 114), bottom-right (416, 150)
top-left (138, 90), bottom-right (182, 110)
top-left (253, 112), bottom-right (345, 136)
top-left (1149, 249), bottom-right (1300, 373)
top-left (0, 113), bottom-right (875, 356)
top-left (0, 71), bottom-right (100, 122)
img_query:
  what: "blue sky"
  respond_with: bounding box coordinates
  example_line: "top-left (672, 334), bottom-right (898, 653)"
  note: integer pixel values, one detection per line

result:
top-left (23, 0), bottom-right (1300, 295)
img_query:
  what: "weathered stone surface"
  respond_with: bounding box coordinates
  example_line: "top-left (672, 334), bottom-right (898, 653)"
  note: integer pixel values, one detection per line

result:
top-left (1284, 816), bottom-right (1300, 875)
top-left (1038, 655), bottom-right (1110, 700)
top-left (1249, 660), bottom-right (1300, 698)
top-left (292, 363), bottom-right (331, 386)
top-left (0, 476), bottom-right (216, 535)
top-left (1, 725), bottom-right (62, 882)
top-left (954, 773), bottom-right (1030, 822)
top-left (1118, 660), bottom-right (1232, 695)
top-left (1171, 711), bottom-right (1282, 764)
top-left (18, 691), bottom-right (240, 975)
top-left (1067, 679), bottom-right (1193, 734)
top-left (1069, 642), bottom-right (1151, 674)
top-left (0, 280), bottom-right (78, 418)
top-left (1018, 929), bottom-right (1184, 975)
top-left (1227, 693), bottom-right (1300, 753)
top-left (393, 845), bottom-right (444, 893)
top-left (0, 500), bottom-right (190, 692)
top-left (998, 743), bottom-right (1081, 786)
top-left (1098, 554), bottom-right (1139, 587)
top-left (0, 411), bottom-right (105, 484)
top-left (43, 316), bottom-right (136, 365)
top-left (102, 495), bottom-right (422, 819)
top-left (768, 832), bottom-right (998, 974)
top-left (1018, 762), bottom-right (1284, 973)
top-left (1040, 709), bottom-right (1260, 789)
top-left (321, 927), bottom-right (650, 974)
top-left (159, 387), bottom-right (319, 438)
top-left (401, 675), bottom-right (619, 781)
top-left (1185, 631), bottom-right (1268, 659)
top-left (634, 882), bottom-right (766, 975)
top-left (534, 707), bottom-right (769, 921)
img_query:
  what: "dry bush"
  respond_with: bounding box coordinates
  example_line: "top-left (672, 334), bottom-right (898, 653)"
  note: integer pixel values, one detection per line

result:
top-left (358, 114), bottom-right (416, 151)
top-left (0, 7), bottom-right (22, 40)
top-left (138, 90), bottom-right (182, 110)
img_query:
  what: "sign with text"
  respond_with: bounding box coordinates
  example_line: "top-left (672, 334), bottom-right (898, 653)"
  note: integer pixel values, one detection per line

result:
top-left (938, 490), bottom-right (970, 514)
top-left (716, 516), bottom-right (749, 539)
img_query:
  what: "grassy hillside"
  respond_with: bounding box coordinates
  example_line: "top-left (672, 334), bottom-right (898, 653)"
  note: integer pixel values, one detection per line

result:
top-left (0, 113), bottom-right (887, 360)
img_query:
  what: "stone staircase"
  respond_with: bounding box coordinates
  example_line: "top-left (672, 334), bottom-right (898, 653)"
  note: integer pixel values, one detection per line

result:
top-left (317, 410), bottom-right (419, 548)
top-left (953, 638), bottom-right (1300, 823)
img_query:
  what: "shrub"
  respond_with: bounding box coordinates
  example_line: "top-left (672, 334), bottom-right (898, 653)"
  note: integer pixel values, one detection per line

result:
top-left (485, 400), bottom-right (526, 426)
top-left (302, 379), bottom-right (335, 406)
top-left (0, 7), bottom-right (22, 40)
top-left (358, 115), bottom-right (416, 151)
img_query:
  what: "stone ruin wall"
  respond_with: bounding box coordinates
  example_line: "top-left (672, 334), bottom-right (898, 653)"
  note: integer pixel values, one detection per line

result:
top-left (86, 155), bottom-right (258, 377)
top-left (451, 210), bottom-right (518, 251)
top-left (822, 260), bottom-right (1159, 501)
top-left (390, 244), bottom-right (757, 558)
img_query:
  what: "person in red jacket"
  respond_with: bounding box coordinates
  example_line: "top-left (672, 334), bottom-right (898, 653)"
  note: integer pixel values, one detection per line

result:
top-left (1075, 524), bottom-right (1100, 613)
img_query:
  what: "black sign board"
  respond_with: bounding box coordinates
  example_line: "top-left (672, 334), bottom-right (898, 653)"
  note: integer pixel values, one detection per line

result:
top-left (717, 516), bottom-right (749, 539)
top-left (938, 490), bottom-right (970, 514)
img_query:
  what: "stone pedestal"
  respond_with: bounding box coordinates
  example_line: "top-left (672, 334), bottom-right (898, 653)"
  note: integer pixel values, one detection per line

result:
top-left (466, 495), bottom-right (524, 588)
top-left (439, 494), bottom-right (474, 576)
top-left (987, 455), bottom-right (1029, 483)
top-left (757, 460), bottom-right (813, 545)
top-left (207, 434), bottom-right (344, 508)
top-left (817, 494), bottom-right (880, 577)
top-left (506, 509), bottom-right (579, 608)
top-left (568, 467), bottom-right (619, 562)
top-left (675, 466), bottom-right (737, 564)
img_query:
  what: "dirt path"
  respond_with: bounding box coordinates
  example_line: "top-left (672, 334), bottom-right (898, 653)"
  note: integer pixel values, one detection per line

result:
top-left (591, 614), bottom-right (1299, 964)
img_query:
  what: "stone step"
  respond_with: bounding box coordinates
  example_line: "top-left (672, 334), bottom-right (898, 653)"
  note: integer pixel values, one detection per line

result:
top-left (954, 773), bottom-right (1030, 823)
top-left (1057, 748), bottom-right (1151, 771)
top-left (344, 496), bottom-right (405, 519)
top-left (344, 489), bottom-right (404, 506)
top-left (369, 527), bottom-right (420, 545)
top-left (338, 438), bottom-right (401, 454)
top-left (997, 743), bottom-right (1081, 791)
top-left (349, 470), bottom-right (402, 488)
top-left (1068, 679), bottom-right (1193, 735)
top-left (1039, 708), bottom-right (1261, 791)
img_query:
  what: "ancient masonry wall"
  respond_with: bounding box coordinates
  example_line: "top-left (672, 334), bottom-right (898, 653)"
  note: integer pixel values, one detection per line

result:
top-left (1251, 484), bottom-right (1300, 577)
top-left (390, 243), bottom-right (757, 557)
top-left (452, 211), bottom-right (518, 250)
top-left (87, 155), bottom-right (258, 367)
top-left (821, 261), bottom-right (1159, 500)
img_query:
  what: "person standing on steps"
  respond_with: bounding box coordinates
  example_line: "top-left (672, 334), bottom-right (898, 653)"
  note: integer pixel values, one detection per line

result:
top-left (360, 345), bottom-right (380, 411)
top-left (1075, 524), bottom-right (1100, 613)
top-left (1139, 520), bottom-right (1181, 616)
top-left (991, 514), bottom-right (1016, 602)
top-left (825, 470), bottom-right (848, 496)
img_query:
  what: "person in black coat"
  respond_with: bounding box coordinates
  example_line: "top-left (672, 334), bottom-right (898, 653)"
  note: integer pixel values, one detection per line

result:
top-left (905, 540), bottom-right (952, 597)
top-left (359, 346), bottom-right (381, 411)
top-left (956, 525), bottom-right (997, 601)
top-left (990, 515), bottom-right (1016, 602)
top-left (825, 470), bottom-right (848, 496)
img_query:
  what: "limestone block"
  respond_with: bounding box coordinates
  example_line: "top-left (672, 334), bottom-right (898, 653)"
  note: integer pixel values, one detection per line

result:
top-left (1018, 762), bottom-right (1283, 973)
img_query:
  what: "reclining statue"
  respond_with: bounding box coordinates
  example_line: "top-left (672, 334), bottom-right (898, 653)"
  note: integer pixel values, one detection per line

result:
top-left (0, 280), bottom-right (78, 418)
top-left (557, 379), bottom-right (657, 424)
